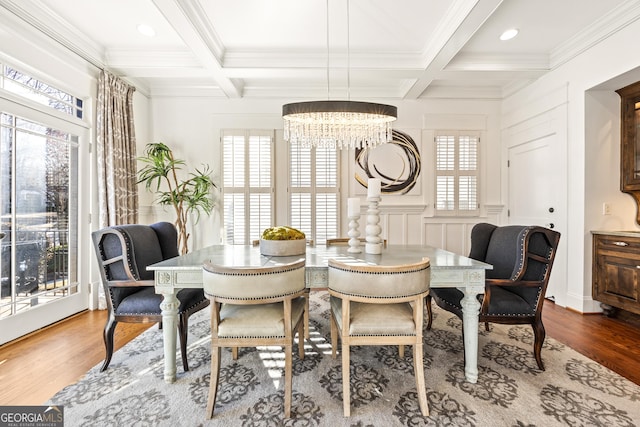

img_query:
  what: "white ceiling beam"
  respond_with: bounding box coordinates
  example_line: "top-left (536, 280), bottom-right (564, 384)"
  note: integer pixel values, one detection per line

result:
top-left (403, 0), bottom-right (505, 99)
top-left (151, 0), bottom-right (242, 98)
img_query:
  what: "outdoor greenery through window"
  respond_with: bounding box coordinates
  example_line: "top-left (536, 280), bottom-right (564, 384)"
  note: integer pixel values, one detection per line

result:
top-left (2, 65), bottom-right (84, 119)
top-left (435, 131), bottom-right (479, 215)
top-left (0, 112), bottom-right (79, 318)
top-left (222, 130), bottom-right (274, 244)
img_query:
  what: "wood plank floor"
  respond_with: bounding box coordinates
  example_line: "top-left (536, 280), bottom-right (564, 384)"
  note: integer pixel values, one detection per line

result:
top-left (1, 300), bottom-right (639, 406)
top-left (0, 310), bottom-right (152, 405)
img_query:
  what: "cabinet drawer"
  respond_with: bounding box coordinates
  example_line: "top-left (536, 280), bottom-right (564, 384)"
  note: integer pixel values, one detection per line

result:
top-left (594, 234), bottom-right (640, 257)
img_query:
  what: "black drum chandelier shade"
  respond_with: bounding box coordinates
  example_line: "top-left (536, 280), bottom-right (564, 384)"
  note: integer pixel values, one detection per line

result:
top-left (282, 100), bottom-right (397, 149)
top-left (282, 0), bottom-right (398, 150)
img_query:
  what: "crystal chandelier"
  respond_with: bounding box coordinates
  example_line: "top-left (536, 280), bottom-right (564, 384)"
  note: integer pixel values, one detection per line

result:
top-left (282, 0), bottom-right (397, 150)
top-left (282, 100), bottom-right (396, 149)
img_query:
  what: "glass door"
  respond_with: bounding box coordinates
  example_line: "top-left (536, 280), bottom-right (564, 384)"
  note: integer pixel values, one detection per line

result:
top-left (0, 111), bottom-right (86, 343)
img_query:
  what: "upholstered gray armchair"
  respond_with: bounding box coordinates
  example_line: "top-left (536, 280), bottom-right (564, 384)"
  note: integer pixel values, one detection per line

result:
top-left (92, 222), bottom-right (209, 372)
top-left (426, 223), bottom-right (560, 370)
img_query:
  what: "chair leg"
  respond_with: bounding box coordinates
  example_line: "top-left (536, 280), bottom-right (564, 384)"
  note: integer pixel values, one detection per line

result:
top-left (425, 295), bottom-right (433, 330)
top-left (178, 313), bottom-right (190, 372)
top-left (304, 289), bottom-right (310, 339)
top-left (100, 317), bottom-right (117, 372)
top-left (532, 319), bottom-right (546, 370)
top-left (413, 341), bottom-right (429, 417)
top-left (398, 345), bottom-right (405, 358)
top-left (330, 314), bottom-right (338, 359)
top-left (231, 347), bottom-right (239, 360)
top-left (206, 346), bottom-right (221, 419)
top-left (484, 322), bottom-right (490, 332)
top-left (284, 343), bottom-right (293, 418)
top-left (297, 321), bottom-right (305, 360)
top-left (342, 342), bottom-right (351, 417)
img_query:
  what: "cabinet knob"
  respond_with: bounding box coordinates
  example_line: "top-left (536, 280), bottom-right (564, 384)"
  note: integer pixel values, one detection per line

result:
top-left (613, 241), bottom-right (629, 246)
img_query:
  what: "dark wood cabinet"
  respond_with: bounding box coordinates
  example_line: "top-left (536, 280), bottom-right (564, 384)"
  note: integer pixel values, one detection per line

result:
top-left (592, 231), bottom-right (640, 316)
top-left (617, 81), bottom-right (640, 224)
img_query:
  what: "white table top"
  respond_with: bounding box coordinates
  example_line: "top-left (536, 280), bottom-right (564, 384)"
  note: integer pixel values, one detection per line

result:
top-left (148, 244), bottom-right (492, 272)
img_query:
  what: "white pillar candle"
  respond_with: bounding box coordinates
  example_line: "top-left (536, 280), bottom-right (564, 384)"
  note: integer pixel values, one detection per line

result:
top-left (367, 178), bottom-right (381, 198)
top-left (347, 197), bottom-right (360, 217)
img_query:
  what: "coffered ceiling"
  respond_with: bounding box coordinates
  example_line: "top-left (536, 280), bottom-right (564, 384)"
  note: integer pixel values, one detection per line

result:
top-left (1, 0), bottom-right (636, 99)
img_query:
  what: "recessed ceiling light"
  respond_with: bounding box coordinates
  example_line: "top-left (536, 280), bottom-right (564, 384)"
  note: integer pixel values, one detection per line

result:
top-left (500, 28), bottom-right (519, 41)
top-left (137, 24), bottom-right (156, 37)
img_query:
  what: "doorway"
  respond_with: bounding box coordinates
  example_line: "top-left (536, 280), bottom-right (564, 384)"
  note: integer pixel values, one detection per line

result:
top-left (0, 108), bottom-right (88, 344)
top-left (505, 104), bottom-right (568, 305)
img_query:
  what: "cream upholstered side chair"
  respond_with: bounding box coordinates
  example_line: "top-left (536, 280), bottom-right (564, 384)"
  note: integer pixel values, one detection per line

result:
top-left (202, 259), bottom-right (307, 419)
top-left (328, 258), bottom-right (431, 417)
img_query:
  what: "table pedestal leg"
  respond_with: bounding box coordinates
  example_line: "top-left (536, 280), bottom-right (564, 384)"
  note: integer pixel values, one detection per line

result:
top-left (460, 286), bottom-right (481, 383)
top-left (159, 290), bottom-right (180, 383)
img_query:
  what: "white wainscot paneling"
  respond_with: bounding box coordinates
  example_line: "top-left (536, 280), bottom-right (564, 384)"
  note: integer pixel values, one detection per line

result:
top-left (378, 205), bottom-right (426, 245)
top-left (423, 219), bottom-right (486, 255)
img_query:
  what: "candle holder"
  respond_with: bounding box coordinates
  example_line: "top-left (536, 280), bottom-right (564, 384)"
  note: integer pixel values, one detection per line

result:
top-left (365, 196), bottom-right (382, 254)
top-left (347, 215), bottom-right (361, 253)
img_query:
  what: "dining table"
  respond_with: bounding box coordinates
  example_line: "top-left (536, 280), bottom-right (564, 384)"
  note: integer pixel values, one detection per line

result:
top-left (148, 243), bottom-right (492, 384)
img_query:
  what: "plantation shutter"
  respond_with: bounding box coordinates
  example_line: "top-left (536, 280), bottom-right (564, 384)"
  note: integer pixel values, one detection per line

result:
top-left (289, 141), bottom-right (339, 243)
top-left (435, 131), bottom-right (479, 215)
top-left (222, 130), bottom-right (274, 244)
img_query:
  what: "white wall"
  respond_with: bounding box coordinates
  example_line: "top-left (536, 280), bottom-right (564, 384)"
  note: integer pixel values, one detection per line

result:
top-left (144, 96), bottom-right (503, 253)
top-left (503, 16), bottom-right (640, 312)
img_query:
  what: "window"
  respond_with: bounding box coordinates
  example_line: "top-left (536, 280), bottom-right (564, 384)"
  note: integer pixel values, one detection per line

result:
top-left (0, 112), bottom-right (79, 317)
top-left (289, 141), bottom-right (339, 243)
top-left (435, 131), bottom-right (479, 215)
top-left (222, 130), bottom-right (274, 244)
top-left (2, 65), bottom-right (84, 119)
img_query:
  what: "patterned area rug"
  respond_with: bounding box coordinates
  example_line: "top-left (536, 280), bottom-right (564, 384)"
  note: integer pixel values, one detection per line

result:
top-left (49, 291), bottom-right (640, 426)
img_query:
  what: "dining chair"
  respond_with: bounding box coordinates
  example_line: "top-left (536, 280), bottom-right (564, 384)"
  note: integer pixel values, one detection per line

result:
top-left (426, 223), bottom-right (560, 370)
top-left (202, 259), bottom-right (307, 419)
top-left (91, 222), bottom-right (209, 372)
top-left (328, 258), bottom-right (431, 417)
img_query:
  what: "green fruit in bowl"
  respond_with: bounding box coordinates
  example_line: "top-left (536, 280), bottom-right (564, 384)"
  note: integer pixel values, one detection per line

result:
top-left (261, 226), bottom-right (306, 240)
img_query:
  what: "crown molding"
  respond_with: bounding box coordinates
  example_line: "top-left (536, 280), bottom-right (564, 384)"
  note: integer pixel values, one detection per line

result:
top-left (223, 49), bottom-right (423, 70)
top-left (106, 48), bottom-right (201, 69)
top-left (0, 0), bottom-right (105, 69)
top-left (420, 84), bottom-right (503, 100)
top-left (149, 82), bottom-right (227, 98)
top-left (550, 0), bottom-right (640, 69)
top-left (447, 53), bottom-right (549, 71)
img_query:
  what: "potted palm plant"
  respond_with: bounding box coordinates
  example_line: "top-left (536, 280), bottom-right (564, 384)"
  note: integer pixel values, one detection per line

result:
top-left (137, 142), bottom-right (217, 254)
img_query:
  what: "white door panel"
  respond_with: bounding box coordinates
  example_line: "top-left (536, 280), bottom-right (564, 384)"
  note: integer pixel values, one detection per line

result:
top-left (507, 117), bottom-right (566, 305)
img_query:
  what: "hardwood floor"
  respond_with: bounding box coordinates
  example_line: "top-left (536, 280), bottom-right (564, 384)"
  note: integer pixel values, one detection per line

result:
top-left (541, 301), bottom-right (640, 385)
top-left (0, 310), bottom-right (152, 405)
top-left (1, 300), bottom-right (639, 406)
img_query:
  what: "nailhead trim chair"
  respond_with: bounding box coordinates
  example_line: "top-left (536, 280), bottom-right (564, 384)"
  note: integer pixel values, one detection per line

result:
top-left (426, 223), bottom-right (561, 370)
top-left (92, 222), bottom-right (209, 372)
top-left (203, 259), bottom-right (307, 419)
top-left (328, 258), bottom-right (431, 417)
